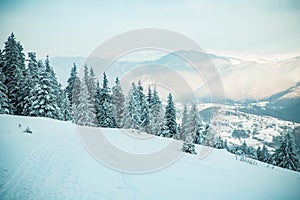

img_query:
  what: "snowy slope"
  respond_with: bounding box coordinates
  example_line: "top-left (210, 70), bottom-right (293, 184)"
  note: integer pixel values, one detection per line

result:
top-left (0, 115), bottom-right (299, 199)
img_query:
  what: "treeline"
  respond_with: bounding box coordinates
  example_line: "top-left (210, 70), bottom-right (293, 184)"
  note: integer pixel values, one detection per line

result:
top-left (0, 33), bottom-right (299, 172)
top-left (0, 33), bottom-right (71, 120)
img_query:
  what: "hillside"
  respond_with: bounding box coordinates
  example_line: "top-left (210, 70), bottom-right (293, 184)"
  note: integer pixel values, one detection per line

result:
top-left (0, 115), bottom-right (299, 199)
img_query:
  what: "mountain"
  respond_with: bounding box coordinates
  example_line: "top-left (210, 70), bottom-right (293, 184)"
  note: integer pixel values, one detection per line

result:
top-left (239, 83), bottom-right (300, 123)
top-left (0, 114), bottom-right (299, 199)
top-left (50, 51), bottom-right (300, 101)
top-left (49, 51), bottom-right (300, 121)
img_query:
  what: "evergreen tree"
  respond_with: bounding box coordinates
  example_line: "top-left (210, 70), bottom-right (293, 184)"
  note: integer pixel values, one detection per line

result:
top-left (2, 33), bottom-right (25, 114)
top-left (148, 86), bottom-right (164, 135)
top-left (182, 132), bottom-right (196, 154)
top-left (188, 104), bottom-right (202, 144)
top-left (123, 81), bottom-right (149, 131)
top-left (44, 55), bottom-right (62, 111)
top-left (74, 79), bottom-right (96, 127)
top-left (123, 83), bottom-right (138, 129)
top-left (178, 105), bottom-right (188, 140)
top-left (61, 91), bottom-right (73, 121)
top-left (28, 65), bottom-right (62, 119)
top-left (273, 132), bottom-right (299, 171)
top-left (95, 73), bottom-right (116, 128)
top-left (111, 77), bottom-right (125, 128)
top-left (147, 86), bottom-right (152, 106)
top-left (88, 67), bottom-right (97, 101)
top-left (0, 49), bottom-right (3, 70)
top-left (214, 136), bottom-right (224, 149)
top-left (256, 146), bottom-right (262, 161)
top-left (18, 67), bottom-right (33, 116)
top-left (257, 144), bottom-right (270, 163)
top-left (136, 81), bottom-right (149, 130)
top-left (27, 52), bottom-right (40, 83)
top-left (83, 64), bottom-right (89, 86)
top-left (0, 70), bottom-right (9, 114)
top-left (224, 139), bottom-right (229, 151)
top-left (162, 93), bottom-right (177, 138)
top-left (241, 141), bottom-right (248, 154)
top-left (21, 53), bottom-right (43, 115)
top-left (261, 144), bottom-right (270, 162)
top-left (65, 63), bottom-right (78, 104)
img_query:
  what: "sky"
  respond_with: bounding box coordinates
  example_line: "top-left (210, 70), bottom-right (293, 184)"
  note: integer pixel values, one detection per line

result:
top-left (0, 0), bottom-right (300, 60)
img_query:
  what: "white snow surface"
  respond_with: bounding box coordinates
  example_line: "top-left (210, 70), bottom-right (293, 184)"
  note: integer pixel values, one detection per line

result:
top-left (0, 114), bottom-right (299, 199)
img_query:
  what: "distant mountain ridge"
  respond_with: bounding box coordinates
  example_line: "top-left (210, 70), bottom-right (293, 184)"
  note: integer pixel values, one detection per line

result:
top-left (50, 51), bottom-right (300, 122)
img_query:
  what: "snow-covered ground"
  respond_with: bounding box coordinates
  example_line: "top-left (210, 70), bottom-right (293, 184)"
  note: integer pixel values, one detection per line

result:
top-left (0, 114), bottom-right (299, 199)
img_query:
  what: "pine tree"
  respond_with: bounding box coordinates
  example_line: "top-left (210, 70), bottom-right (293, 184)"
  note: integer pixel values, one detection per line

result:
top-left (0, 49), bottom-right (3, 70)
top-left (214, 136), bottom-right (224, 149)
top-left (136, 81), bottom-right (149, 130)
top-left (74, 79), bottom-right (96, 127)
top-left (27, 52), bottom-right (40, 83)
top-left (44, 55), bottom-right (63, 117)
top-left (178, 105), bottom-right (188, 140)
top-left (88, 67), bottom-right (97, 101)
top-left (241, 141), bottom-right (248, 154)
top-left (60, 90), bottom-right (72, 121)
top-left (111, 77), bottom-right (125, 128)
top-left (95, 73), bottom-right (116, 128)
top-left (65, 63), bottom-right (78, 104)
top-left (147, 86), bottom-right (152, 106)
top-left (148, 86), bottom-right (164, 135)
top-left (257, 144), bottom-right (270, 163)
top-left (83, 64), bottom-right (89, 87)
top-left (17, 67), bottom-right (33, 116)
top-left (162, 93), bottom-right (177, 138)
top-left (224, 139), bottom-right (229, 151)
top-left (2, 33), bottom-right (25, 114)
top-left (0, 70), bottom-right (9, 114)
top-left (28, 65), bottom-right (62, 119)
top-left (273, 132), bottom-right (300, 171)
top-left (188, 104), bottom-right (202, 144)
top-left (123, 83), bottom-right (138, 129)
top-left (257, 146), bottom-right (262, 161)
top-left (182, 132), bottom-right (196, 154)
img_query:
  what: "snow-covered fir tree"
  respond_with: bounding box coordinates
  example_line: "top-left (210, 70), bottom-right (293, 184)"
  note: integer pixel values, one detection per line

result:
top-left (178, 105), bottom-right (188, 140)
top-left (95, 73), bottom-right (116, 128)
top-left (83, 64), bottom-right (89, 87)
top-left (2, 33), bottom-right (25, 114)
top-left (272, 132), bottom-right (300, 171)
top-left (147, 86), bottom-right (152, 106)
top-left (182, 132), bottom-right (196, 154)
top-left (65, 63), bottom-right (78, 104)
top-left (257, 144), bottom-right (270, 162)
top-left (162, 93), bottom-right (177, 138)
top-left (20, 53), bottom-right (43, 115)
top-left (188, 104), bottom-right (202, 144)
top-left (111, 77), bottom-right (125, 128)
top-left (136, 81), bottom-right (150, 131)
top-left (214, 136), bottom-right (224, 149)
top-left (27, 52), bottom-right (40, 83)
top-left (240, 141), bottom-right (248, 154)
top-left (123, 83), bottom-right (137, 129)
top-left (123, 81), bottom-right (149, 131)
top-left (74, 79), bottom-right (96, 127)
top-left (28, 62), bottom-right (62, 119)
top-left (44, 55), bottom-right (64, 119)
top-left (60, 91), bottom-right (73, 121)
top-left (88, 67), bottom-right (97, 102)
top-left (148, 86), bottom-right (164, 135)
top-left (0, 70), bottom-right (9, 114)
